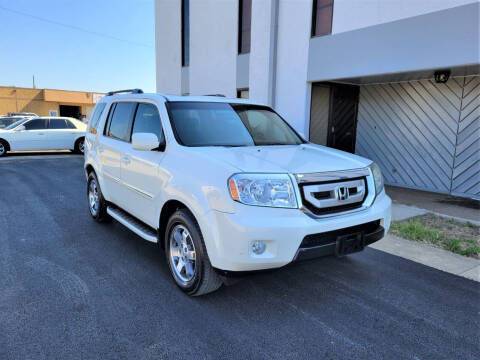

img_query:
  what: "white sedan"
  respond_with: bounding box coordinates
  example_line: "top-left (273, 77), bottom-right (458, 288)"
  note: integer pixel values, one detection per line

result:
top-left (0, 117), bottom-right (87, 157)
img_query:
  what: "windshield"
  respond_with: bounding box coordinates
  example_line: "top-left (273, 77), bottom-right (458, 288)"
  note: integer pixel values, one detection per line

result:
top-left (167, 102), bottom-right (304, 147)
top-left (4, 118), bottom-right (28, 130)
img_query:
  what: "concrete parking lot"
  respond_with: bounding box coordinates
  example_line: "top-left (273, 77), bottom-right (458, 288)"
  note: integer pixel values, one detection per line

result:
top-left (0, 155), bottom-right (479, 360)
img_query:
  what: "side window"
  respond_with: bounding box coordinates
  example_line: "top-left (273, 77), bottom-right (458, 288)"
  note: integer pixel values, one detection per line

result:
top-left (49, 119), bottom-right (67, 129)
top-left (106, 102), bottom-right (136, 142)
top-left (131, 103), bottom-right (164, 143)
top-left (24, 119), bottom-right (48, 130)
top-left (65, 120), bottom-right (76, 129)
top-left (88, 103), bottom-right (106, 134)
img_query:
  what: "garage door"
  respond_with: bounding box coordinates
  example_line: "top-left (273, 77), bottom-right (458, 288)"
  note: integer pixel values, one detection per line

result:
top-left (355, 75), bottom-right (479, 199)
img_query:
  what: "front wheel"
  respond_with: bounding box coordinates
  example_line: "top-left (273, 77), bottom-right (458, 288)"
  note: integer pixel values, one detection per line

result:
top-left (0, 140), bottom-right (8, 157)
top-left (165, 209), bottom-right (222, 296)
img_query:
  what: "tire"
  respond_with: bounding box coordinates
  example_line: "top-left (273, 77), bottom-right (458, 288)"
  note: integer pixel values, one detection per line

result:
top-left (75, 137), bottom-right (85, 154)
top-left (87, 172), bottom-right (111, 222)
top-left (0, 140), bottom-right (8, 157)
top-left (165, 209), bottom-right (222, 296)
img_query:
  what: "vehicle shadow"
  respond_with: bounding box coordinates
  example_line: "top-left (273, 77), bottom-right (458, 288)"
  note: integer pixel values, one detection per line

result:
top-left (5, 151), bottom-right (80, 157)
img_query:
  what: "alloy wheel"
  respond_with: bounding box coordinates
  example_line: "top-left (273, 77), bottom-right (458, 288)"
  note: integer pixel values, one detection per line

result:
top-left (0, 143), bottom-right (4, 156)
top-left (79, 140), bottom-right (85, 154)
top-left (88, 179), bottom-right (99, 216)
top-left (169, 224), bottom-right (197, 284)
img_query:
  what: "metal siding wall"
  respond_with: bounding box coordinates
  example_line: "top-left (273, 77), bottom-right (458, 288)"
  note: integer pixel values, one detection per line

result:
top-left (356, 76), bottom-right (479, 199)
top-left (451, 76), bottom-right (480, 199)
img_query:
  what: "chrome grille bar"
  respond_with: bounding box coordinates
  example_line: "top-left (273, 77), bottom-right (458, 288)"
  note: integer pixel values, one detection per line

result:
top-left (302, 179), bottom-right (366, 209)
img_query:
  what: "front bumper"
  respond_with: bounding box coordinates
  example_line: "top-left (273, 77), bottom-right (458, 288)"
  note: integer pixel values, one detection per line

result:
top-left (201, 191), bottom-right (391, 272)
top-left (293, 221), bottom-right (384, 262)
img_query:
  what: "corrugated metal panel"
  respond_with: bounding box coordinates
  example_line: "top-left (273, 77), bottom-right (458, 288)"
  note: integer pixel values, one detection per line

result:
top-left (309, 85), bottom-right (330, 146)
top-left (356, 76), bottom-right (479, 199)
top-left (451, 76), bottom-right (480, 199)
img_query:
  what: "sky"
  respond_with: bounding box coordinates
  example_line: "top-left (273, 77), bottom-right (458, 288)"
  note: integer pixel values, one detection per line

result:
top-left (0, 0), bottom-right (156, 93)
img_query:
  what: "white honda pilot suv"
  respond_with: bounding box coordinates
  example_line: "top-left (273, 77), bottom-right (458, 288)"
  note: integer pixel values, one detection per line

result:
top-left (85, 89), bottom-right (391, 296)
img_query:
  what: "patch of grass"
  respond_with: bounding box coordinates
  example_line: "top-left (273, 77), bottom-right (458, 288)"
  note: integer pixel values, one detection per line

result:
top-left (390, 214), bottom-right (480, 259)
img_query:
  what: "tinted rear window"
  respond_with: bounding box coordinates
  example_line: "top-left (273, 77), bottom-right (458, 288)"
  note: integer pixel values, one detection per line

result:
top-left (106, 102), bottom-right (136, 141)
top-left (49, 119), bottom-right (67, 129)
top-left (89, 103), bottom-right (106, 134)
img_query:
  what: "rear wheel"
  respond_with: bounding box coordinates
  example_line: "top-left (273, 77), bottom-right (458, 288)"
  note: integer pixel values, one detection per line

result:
top-left (75, 137), bottom-right (85, 154)
top-left (165, 209), bottom-right (222, 296)
top-left (0, 140), bottom-right (8, 157)
top-left (87, 172), bottom-right (110, 222)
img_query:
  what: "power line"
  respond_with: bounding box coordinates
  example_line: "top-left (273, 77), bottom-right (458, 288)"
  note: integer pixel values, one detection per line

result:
top-left (0, 5), bottom-right (153, 48)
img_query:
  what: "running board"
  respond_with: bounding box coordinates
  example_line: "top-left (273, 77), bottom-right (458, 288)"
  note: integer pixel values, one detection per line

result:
top-left (107, 206), bottom-right (158, 243)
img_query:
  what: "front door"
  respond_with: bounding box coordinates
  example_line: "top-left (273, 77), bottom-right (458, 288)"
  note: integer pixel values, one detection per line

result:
top-left (13, 118), bottom-right (50, 150)
top-left (327, 84), bottom-right (359, 153)
top-left (120, 102), bottom-right (166, 228)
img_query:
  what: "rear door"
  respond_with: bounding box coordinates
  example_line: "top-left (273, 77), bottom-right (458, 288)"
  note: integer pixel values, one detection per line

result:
top-left (99, 102), bottom-right (136, 206)
top-left (47, 118), bottom-right (71, 149)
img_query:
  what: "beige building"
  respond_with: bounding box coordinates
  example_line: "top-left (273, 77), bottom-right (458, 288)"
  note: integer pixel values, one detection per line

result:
top-left (0, 86), bottom-right (104, 120)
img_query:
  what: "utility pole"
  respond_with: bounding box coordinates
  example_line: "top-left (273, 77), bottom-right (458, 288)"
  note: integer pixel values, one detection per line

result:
top-left (32, 75), bottom-right (36, 89)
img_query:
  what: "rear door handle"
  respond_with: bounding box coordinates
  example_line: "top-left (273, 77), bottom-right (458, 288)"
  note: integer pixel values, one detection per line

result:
top-left (122, 156), bottom-right (131, 165)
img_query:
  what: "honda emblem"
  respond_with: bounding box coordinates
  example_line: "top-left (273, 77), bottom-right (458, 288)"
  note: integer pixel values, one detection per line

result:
top-left (336, 186), bottom-right (349, 201)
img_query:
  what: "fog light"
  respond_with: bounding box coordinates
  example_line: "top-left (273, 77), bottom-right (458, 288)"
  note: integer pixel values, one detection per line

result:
top-left (251, 241), bottom-right (266, 255)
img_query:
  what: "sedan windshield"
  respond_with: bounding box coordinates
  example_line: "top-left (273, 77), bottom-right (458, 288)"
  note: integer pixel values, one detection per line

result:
top-left (167, 102), bottom-right (304, 147)
top-left (4, 118), bottom-right (28, 130)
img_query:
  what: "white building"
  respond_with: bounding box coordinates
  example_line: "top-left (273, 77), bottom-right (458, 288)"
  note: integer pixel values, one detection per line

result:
top-left (155, 0), bottom-right (479, 199)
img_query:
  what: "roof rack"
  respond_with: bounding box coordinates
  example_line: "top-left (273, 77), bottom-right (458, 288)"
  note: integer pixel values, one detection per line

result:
top-left (204, 94), bottom-right (226, 97)
top-left (106, 89), bottom-right (144, 96)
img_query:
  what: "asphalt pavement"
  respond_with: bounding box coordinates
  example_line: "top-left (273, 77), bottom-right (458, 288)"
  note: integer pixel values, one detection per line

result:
top-left (0, 155), bottom-right (479, 360)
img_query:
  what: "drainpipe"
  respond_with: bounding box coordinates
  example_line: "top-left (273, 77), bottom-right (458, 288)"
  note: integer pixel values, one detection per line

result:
top-left (268, 0), bottom-right (279, 108)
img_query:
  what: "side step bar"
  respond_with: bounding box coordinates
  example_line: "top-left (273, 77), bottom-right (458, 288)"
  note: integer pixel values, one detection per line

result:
top-left (107, 206), bottom-right (158, 243)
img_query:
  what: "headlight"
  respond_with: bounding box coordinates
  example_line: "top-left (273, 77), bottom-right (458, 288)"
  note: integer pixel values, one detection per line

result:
top-left (228, 173), bottom-right (298, 208)
top-left (370, 162), bottom-right (384, 195)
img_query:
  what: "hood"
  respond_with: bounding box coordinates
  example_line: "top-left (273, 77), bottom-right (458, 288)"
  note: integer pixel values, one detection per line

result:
top-left (186, 144), bottom-right (371, 174)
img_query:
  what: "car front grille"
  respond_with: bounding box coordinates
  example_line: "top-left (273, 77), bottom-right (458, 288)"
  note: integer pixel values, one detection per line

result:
top-left (295, 168), bottom-right (370, 216)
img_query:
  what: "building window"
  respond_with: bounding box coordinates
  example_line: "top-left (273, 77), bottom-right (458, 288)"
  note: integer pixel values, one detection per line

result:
top-left (237, 88), bottom-right (249, 99)
top-left (182, 0), bottom-right (190, 67)
top-left (238, 0), bottom-right (252, 54)
top-left (311, 0), bottom-right (334, 37)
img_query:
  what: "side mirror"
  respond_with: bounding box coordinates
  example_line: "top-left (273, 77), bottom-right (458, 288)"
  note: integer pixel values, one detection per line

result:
top-left (131, 133), bottom-right (160, 151)
top-left (16, 125), bottom-right (26, 131)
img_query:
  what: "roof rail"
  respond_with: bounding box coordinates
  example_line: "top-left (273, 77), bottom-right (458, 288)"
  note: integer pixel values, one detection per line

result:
top-left (106, 89), bottom-right (144, 96)
top-left (204, 94), bottom-right (226, 97)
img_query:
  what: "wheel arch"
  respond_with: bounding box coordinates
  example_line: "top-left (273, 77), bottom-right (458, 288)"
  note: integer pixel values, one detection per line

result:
top-left (159, 199), bottom-right (195, 249)
top-left (0, 138), bottom-right (11, 151)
